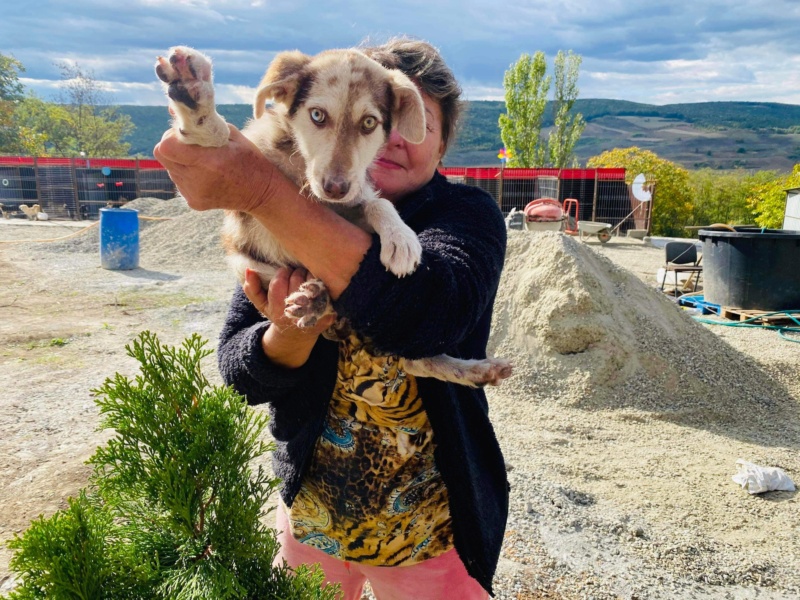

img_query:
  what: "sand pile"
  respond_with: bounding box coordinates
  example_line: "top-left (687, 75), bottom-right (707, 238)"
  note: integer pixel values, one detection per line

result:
top-left (27, 197), bottom-right (227, 272)
top-left (490, 231), bottom-right (792, 432)
top-left (138, 205), bottom-right (225, 271)
top-left (488, 231), bottom-right (799, 598)
top-left (127, 196), bottom-right (191, 219)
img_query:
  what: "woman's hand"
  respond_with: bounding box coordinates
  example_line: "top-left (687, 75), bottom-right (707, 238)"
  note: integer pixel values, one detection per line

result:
top-left (153, 124), bottom-right (277, 214)
top-left (242, 267), bottom-right (336, 368)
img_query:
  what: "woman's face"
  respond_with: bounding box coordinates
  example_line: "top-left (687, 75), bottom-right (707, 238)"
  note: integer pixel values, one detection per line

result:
top-left (369, 92), bottom-right (445, 203)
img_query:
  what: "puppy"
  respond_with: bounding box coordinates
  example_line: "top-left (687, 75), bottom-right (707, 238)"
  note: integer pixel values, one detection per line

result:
top-left (156, 46), bottom-right (511, 387)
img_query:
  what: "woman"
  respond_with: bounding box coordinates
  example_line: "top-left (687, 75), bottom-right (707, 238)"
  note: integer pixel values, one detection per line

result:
top-left (154, 38), bottom-right (508, 600)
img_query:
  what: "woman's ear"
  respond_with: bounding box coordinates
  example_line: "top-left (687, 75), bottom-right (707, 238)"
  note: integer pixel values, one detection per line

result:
top-left (253, 51), bottom-right (312, 119)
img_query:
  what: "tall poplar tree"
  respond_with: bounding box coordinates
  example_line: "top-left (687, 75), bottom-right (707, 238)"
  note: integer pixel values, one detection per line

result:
top-left (498, 52), bottom-right (550, 167)
top-left (548, 50), bottom-right (586, 168)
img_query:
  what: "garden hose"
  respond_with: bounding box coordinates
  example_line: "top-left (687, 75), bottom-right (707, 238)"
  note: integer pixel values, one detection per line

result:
top-left (694, 311), bottom-right (800, 344)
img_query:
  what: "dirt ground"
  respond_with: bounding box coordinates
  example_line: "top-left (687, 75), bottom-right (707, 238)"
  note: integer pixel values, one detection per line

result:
top-left (0, 216), bottom-right (797, 599)
top-left (0, 218), bottom-right (236, 589)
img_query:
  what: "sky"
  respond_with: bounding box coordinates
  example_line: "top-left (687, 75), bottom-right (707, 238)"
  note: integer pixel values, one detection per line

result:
top-left (2, 0), bottom-right (800, 107)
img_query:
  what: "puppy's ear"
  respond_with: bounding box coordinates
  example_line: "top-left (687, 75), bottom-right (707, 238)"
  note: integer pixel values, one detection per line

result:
top-left (253, 51), bottom-right (312, 118)
top-left (389, 70), bottom-right (426, 144)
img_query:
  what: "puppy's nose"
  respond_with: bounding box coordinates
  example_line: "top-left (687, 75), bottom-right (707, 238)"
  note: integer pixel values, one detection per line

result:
top-left (322, 177), bottom-right (350, 200)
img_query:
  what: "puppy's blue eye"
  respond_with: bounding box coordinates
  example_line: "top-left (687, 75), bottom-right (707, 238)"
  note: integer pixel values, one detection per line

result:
top-left (310, 108), bottom-right (326, 124)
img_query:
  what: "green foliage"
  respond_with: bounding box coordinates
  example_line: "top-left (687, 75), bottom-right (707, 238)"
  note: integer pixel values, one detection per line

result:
top-left (0, 53), bottom-right (25, 102)
top-left (67, 105), bottom-right (133, 157)
top-left (50, 63), bottom-right (133, 157)
top-left (0, 53), bottom-right (26, 153)
top-left (588, 147), bottom-right (694, 237)
top-left (746, 164), bottom-right (800, 228)
top-left (687, 169), bottom-right (763, 227)
top-left (10, 97), bottom-right (74, 156)
top-left (548, 51), bottom-right (586, 169)
top-left (499, 50), bottom-right (586, 168)
top-left (499, 52), bottom-right (550, 167)
top-left (6, 332), bottom-right (339, 600)
top-left (0, 57), bottom-right (134, 157)
top-left (6, 492), bottom-right (155, 599)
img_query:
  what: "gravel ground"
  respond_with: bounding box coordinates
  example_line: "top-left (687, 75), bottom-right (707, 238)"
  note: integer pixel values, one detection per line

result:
top-left (1, 208), bottom-right (797, 600)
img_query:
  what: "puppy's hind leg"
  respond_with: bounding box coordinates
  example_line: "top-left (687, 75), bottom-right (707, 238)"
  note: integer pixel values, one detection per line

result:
top-left (155, 46), bottom-right (229, 147)
top-left (285, 278), bottom-right (336, 329)
top-left (401, 355), bottom-right (513, 388)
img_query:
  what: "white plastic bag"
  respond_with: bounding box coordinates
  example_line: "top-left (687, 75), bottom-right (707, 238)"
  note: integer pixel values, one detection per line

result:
top-left (732, 459), bottom-right (796, 494)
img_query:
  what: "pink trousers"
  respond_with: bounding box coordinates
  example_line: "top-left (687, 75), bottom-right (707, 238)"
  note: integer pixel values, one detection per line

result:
top-left (274, 504), bottom-right (489, 600)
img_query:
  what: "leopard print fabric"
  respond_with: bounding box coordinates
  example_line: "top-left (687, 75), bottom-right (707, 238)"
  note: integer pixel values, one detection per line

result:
top-left (287, 331), bottom-right (454, 566)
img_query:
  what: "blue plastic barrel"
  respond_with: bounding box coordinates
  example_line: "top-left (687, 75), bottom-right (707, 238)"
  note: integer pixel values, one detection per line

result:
top-left (99, 207), bottom-right (139, 270)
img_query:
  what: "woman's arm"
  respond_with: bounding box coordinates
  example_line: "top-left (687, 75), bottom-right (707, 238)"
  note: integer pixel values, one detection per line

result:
top-left (242, 267), bottom-right (335, 368)
top-left (153, 125), bottom-right (372, 298)
top-left (217, 270), bottom-right (338, 406)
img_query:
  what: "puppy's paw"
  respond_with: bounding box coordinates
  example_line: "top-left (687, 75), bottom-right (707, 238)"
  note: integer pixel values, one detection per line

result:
top-left (379, 225), bottom-right (423, 277)
top-left (156, 46), bottom-right (214, 111)
top-left (465, 358), bottom-right (513, 387)
top-left (155, 46), bottom-right (228, 146)
top-left (284, 278), bottom-right (333, 329)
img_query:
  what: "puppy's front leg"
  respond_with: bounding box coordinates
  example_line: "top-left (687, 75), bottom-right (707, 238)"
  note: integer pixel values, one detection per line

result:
top-left (155, 46), bottom-right (229, 147)
top-left (362, 192), bottom-right (422, 277)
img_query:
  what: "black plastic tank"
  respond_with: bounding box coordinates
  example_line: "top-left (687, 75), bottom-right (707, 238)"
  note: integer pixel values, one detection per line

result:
top-left (698, 227), bottom-right (800, 310)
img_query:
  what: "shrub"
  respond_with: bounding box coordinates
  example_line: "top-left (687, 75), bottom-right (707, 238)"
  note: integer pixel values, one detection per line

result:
top-left (6, 332), bottom-right (338, 600)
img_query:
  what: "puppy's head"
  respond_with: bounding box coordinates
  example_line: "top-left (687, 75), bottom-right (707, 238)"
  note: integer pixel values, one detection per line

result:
top-left (254, 49), bottom-right (426, 204)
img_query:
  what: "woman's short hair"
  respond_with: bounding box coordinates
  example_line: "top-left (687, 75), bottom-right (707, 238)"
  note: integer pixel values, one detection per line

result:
top-left (362, 38), bottom-right (463, 153)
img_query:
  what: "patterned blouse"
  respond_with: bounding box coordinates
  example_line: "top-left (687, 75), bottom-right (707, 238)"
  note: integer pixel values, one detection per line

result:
top-left (286, 331), bottom-right (454, 565)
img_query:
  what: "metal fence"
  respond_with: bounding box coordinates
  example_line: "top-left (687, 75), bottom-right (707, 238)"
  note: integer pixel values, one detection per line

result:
top-left (0, 157), bottom-right (651, 234)
top-left (440, 166), bottom-right (651, 233)
top-left (0, 157), bottom-right (175, 220)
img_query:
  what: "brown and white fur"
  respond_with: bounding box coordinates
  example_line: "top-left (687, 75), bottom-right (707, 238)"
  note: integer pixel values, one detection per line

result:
top-left (156, 46), bottom-right (511, 387)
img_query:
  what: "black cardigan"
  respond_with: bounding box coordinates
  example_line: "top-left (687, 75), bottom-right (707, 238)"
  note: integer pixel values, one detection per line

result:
top-left (217, 171), bottom-right (509, 595)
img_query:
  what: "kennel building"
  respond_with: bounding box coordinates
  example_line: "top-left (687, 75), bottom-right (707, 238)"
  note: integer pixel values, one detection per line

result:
top-left (0, 157), bottom-right (649, 234)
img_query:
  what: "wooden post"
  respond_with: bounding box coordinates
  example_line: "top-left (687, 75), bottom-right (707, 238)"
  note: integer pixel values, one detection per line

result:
top-left (646, 180), bottom-right (655, 235)
top-left (33, 157), bottom-right (41, 210)
top-left (556, 170), bottom-right (561, 204)
top-left (134, 158), bottom-right (141, 200)
top-left (591, 170), bottom-right (598, 222)
top-left (72, 157), bottom-right (83, 221)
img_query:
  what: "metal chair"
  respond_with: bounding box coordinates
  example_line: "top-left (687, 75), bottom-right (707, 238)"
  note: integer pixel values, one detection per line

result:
top-left (661, 241), bottom-right (703, 295)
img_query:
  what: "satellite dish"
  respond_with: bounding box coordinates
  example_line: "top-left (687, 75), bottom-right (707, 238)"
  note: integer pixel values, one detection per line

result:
top-left (631, 173), bottom-right (652, 202)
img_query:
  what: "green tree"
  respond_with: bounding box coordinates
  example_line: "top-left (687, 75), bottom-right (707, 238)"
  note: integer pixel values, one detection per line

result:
top-left (746, 164), bottom-right (800, 228)
top-left (548, 50), bottom-right (586, 168)
top-left (55, 62), bottom-right (133, 157)
top-left (588, 147), bottom-right (693, 237)
top-left (0, 53), bottom-right (25, 152)
top-left (499, 52), bottom-right (550, 167)
top-left (12, 96), bottom-right (74, 156)
top-left (7, 332), bottom-right (339, 600)
top-left (688, 169), bottom-right (767, 227)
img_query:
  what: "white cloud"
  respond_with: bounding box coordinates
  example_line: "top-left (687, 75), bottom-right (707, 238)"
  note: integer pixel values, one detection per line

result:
top-left (215, 84), bottom-right (258, 104)
top-left (462, 84), bottom-right (505, 102)
top-left (3, 0), bottom-right (800, 106)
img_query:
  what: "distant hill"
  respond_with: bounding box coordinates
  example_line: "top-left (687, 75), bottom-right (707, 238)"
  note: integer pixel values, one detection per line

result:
top-left (120, 100), bottom-right (800, 171)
